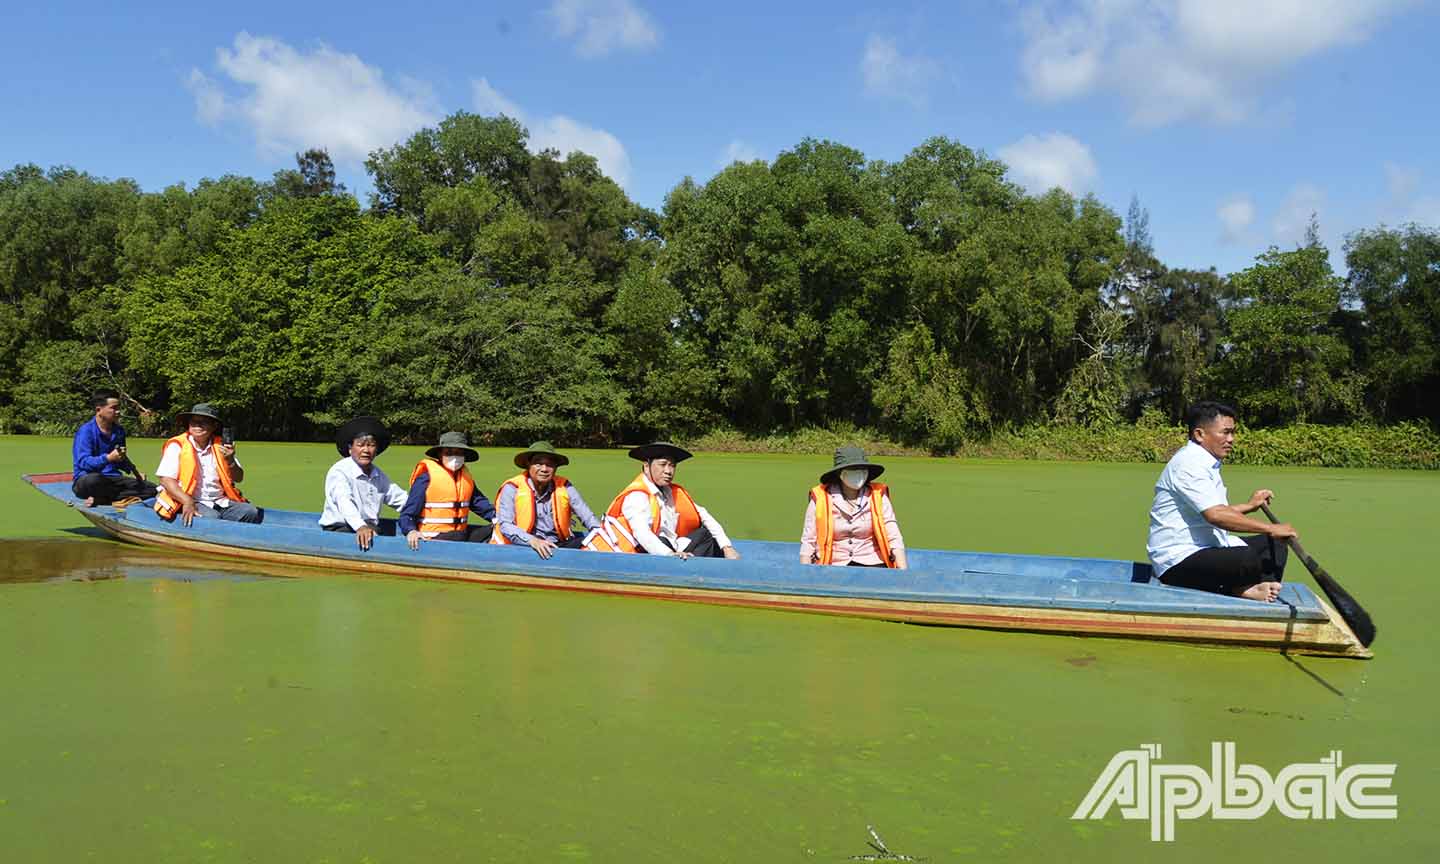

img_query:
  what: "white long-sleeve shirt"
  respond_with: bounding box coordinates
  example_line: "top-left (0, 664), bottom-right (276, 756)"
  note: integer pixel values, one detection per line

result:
top-left (319, 457), bottom-right (408, 530)
top-left (619, 474), bottom-right (731, 556)
top-left (1146, 441), bottom-right (1247, 576)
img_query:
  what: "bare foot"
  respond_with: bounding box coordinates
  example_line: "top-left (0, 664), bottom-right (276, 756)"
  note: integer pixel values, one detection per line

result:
top-left (83, 496), bottom-right (95, 508)
top-left (1237, 582), bottom-right (1282, 602)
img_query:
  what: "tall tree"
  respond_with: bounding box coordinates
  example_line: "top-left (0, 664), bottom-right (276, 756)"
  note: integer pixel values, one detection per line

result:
top-left (365, 112), bottom-right (531, 223)
top-left (0, 165), bottom-right (140, 429)
top-left (660, 139), bottom-right (911, 432)
top-left (120, 196), bottom-right (438, 438)
top-left (1345, 224), bottom-right (1440, 422)
top-left (1210, 244), bottom-right (1360, 423)
top-left (1140, 267), bottom-right (1221, 420)
top-left (271, 148), bottom-right (347, 199)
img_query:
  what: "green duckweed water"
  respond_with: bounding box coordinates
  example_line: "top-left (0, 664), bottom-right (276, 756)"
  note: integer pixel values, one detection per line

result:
top-left (1, 436), bottom-right (1436, 861)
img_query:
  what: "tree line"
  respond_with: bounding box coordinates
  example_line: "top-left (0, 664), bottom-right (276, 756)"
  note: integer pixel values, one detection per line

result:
top-left (3, 111), bottom-right (1438, 451)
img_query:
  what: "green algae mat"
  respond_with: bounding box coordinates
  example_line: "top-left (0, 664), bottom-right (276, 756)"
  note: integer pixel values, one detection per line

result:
top-left (1, 434), bottom-right (1437, 861)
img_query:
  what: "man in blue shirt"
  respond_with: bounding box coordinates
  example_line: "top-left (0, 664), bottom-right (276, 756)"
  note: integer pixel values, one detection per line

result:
top-left (399, 431), bottom-right (496, 548)
top-left (71, 390), bottom-right (157, 506)
top-left (1146, 401), bottom-right (1296, 601)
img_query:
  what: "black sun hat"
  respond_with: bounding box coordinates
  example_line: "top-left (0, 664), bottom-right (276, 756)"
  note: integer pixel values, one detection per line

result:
top-left (336, 416), bottom-right (392, 456)
top-left (627, 441), bottom-right (693, 463)
top-left (819, 446), bottom-right (885, 486)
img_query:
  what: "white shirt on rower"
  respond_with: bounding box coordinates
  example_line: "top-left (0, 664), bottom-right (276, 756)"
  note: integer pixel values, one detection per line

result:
top-left (1147, 441), bottom-right (1247, 576)
top-left (620, 473), bottom-right (732, 556)
top-left (155, 436), bottom-right (241, 507)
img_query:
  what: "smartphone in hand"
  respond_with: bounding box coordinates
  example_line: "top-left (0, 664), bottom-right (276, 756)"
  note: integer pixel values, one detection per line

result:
top-left (221, 427), bottom-right (235, 446)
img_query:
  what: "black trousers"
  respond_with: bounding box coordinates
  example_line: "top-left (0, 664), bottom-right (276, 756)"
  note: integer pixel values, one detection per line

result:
top-left (647, 524), bottom-right (725, 558)
top-left (72, 472), bottom-right (157, 505)
top-left (1160, 534), bottom-right (1288, 595)
top-left (323, 523), bottom-right (491, 541)
top-left (323, 522), bottom-right (394, 536)
top-left (429, 524), bottom-right (494, 543)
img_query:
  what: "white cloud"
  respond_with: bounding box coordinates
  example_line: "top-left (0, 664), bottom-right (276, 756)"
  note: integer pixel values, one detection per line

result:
top-left (546, 0), bottom-right (659, 58)
top-left (1018, 0), bottom-right (1413, 125)
top-left (188, 33), bottom-right (438, 164)
top-left (861, 34), bottom-right (941, 105)
top-left (998, 132), bottom-right (1098, 195)
top-left (1414, 198), bottom-right (1440, 228)
top-left (1217, 195), bottom-right (1255, 244)
top-left (1384, 161), bottom-right (1420, 202)
top-left (1272, 182), bottom-right (1326, 246)
top-left (472, 78), bottom-right (523, 119)
top-left (1381, 162), bottom-right (1440, 227)
top-left (185, 69), bottom-right (227, 126)
top-left (718, 139), bottom-right (761, 167)
top-left (472, 78), bottom-right (632, 188)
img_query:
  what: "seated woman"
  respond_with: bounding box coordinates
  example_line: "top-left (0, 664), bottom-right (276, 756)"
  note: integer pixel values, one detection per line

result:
top-left (799, 447), bottom-right (908, 569)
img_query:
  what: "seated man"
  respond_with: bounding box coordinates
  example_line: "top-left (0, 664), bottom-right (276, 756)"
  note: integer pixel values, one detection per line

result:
top-left (71, 389), bottom-right (156, 506)
top-left (320, 416), bottom-right (408, 551)
top-left (1147, 400), bottom-right (1295, 602)
top-left (154, 403), bottom-right (262, 525)
top-left (491, 441), bottom-right (601, 558)
top-left (400, 431), bottom-right (496, 548)
top-left (583, 441), bottom-right (740, 560)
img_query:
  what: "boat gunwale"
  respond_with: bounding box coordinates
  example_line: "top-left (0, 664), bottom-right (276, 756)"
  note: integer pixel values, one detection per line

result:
top-left (23, 471), bottom-right (1372, 659)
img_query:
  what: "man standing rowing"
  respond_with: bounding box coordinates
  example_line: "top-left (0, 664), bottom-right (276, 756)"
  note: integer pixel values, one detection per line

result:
top-left (1147, 401), bottom-right (1295, 602)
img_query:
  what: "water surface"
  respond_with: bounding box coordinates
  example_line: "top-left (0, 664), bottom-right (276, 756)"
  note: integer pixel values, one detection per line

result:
top-left (1, 537), bottom-right (1433, 862)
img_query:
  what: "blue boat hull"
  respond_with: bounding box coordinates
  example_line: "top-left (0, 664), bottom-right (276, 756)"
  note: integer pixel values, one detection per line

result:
top-left (22, 472), bottom-right (1370, 657)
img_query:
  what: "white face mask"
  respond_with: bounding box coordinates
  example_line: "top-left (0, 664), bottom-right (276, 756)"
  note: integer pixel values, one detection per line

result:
top-left (840, 468), bottom-right (869, 490)
top-left (443, 455), bottom-right (466, 471)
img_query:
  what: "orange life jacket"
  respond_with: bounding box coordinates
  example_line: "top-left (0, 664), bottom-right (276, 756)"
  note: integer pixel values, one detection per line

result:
top-left (809, 482), bottom-right (896, 567)
top-left (408, 458), bottom-right (476, 536)
top-left (491, 473), bottom-right (574, 544)
top-left (582, 474), bottom-right (702, 553)
top-left (154, 434), bottom-right (247, 520)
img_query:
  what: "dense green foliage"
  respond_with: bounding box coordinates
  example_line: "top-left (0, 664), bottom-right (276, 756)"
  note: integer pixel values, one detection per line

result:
top-left (974, 416), bottom-right (1440, 469)
top-left (684, 417), bottom-right (1440, 469)
top-left (3, 114), bottom-right (1439, 458)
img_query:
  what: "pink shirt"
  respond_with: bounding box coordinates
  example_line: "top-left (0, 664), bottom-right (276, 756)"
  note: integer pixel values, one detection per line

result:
top-left (799, 484), bottom-right (905, 566)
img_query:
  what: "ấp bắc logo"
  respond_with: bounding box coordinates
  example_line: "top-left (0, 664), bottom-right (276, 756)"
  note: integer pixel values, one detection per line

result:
top-left (1072, 742), bottom-right (1397, 841)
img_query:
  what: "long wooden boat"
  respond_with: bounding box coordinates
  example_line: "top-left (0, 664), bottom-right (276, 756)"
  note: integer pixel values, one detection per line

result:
top-left (23, 471), bottom-right (1371, 657)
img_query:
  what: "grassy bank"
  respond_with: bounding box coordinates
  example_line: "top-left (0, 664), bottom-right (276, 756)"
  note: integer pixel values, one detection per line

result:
top-left (692, 420), bottom-right (1440, 469)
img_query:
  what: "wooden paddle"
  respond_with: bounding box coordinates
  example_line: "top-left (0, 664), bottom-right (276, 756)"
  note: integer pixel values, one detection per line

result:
top-left (1260, 503), bottom-right (1376, 647)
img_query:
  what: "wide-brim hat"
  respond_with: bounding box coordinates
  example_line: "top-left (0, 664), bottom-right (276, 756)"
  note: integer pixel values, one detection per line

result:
top-left (426, 431), bottom-right (480, 463)
top-left (514, 440), bottom-right (570, 468)
top-left (820, 446), bottom-right (885, 486)
top-left (175, 403), bottom-right (222, 428)
top-left (628, 441), bottom-right (693, 463)
top-left (336, 416), bottom-right (392, 456)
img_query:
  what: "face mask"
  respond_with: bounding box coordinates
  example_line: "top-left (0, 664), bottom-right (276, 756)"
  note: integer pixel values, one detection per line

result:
top-left (443, 455), bottom-right (466, 471)
top-left (840, 469), bottom-right (869, 490)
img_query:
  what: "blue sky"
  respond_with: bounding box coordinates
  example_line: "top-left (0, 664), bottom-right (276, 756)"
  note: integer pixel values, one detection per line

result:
top-left (5, 1), bottom-right (1439, 275)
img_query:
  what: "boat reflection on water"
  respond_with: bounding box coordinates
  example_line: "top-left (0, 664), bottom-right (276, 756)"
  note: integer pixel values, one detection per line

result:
top-left (0, 536), bottom-right (301, 584)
